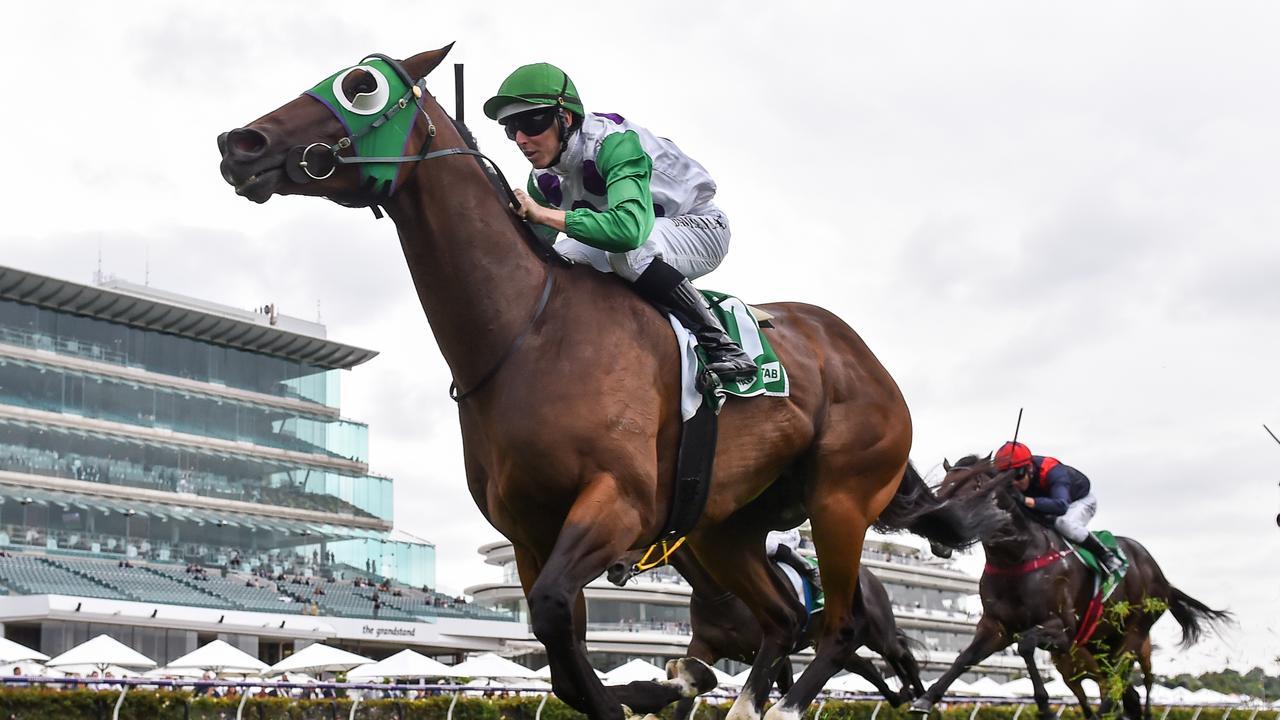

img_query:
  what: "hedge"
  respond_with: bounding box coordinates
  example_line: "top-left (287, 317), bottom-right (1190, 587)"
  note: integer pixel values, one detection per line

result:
top-left (1, 689), bottom-right (1275, 720)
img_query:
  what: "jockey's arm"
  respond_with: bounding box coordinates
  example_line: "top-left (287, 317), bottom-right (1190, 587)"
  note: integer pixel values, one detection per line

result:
top-left (1032, 466), bottom-right (1072, 516)
top-left (522, 176), bottom-right (561, 243)
top-left (563, 130), bottom-right (656, 252)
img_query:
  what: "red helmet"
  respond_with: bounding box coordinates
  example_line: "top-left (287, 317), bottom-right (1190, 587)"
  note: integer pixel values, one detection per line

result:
top-left (995, 441), bottom-right (1033, 470)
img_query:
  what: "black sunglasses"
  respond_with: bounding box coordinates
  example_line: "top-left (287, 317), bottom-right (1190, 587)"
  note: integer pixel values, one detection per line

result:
top-left (501, 108), bottom-right (558, 140)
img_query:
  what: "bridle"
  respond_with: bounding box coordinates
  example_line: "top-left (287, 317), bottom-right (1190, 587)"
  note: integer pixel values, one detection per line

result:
top-left (280, 52), bottom-right (570, 401)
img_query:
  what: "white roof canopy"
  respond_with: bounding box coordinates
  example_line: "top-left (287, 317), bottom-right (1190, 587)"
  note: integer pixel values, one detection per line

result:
top-left (0, 637), bottom-right (49, 664)
top-left (267, 644), bottom-right (371, 676)
top-left (45, 634), bottom-right (156, 671)
top-left (603, 658), bottom-right (667, 684)
top-left (162, 640), bottom-right (268, 676)
top-left (348, 649), bottom-right (456, 680)
top-left (448, 653), bottom-right (538, 679)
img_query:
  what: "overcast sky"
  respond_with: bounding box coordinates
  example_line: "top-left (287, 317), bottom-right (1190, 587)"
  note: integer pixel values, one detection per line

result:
top-left (2, 2), bottom-right (1276, 674)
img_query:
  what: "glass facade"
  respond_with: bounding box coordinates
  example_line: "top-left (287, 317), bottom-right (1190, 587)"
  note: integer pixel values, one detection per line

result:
top-left (0, 359), bottom-right (367, 462)
top-left (0, 299), bottom-right (339, 407)
top-left (0, 291), bottom-right (431, 589)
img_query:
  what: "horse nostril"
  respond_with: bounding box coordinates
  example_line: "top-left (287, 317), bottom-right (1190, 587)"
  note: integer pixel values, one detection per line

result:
top-left (226, 127), bottom-right (270, 158)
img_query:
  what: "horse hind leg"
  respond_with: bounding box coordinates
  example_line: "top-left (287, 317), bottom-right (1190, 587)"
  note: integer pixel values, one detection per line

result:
top-left (1139, 636), bottom-right (1154, 720)
top-left (768, 460), bottom-right (907, 720)
top-left (691, 527), bottom-right (806, 720)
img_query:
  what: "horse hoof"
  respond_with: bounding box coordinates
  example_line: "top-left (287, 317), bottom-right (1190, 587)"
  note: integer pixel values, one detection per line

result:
top-left (908, 699), bottom-right (933, 716)
top-left (667, 657), bottom-right (718, 697)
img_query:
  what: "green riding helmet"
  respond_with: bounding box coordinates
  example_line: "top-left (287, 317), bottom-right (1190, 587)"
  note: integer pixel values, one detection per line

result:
top-left (483, 62), bottom-right (585, 122)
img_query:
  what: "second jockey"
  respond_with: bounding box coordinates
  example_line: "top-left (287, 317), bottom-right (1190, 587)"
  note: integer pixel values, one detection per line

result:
top-left (994, 441), bottom-right (1124, 574)
top-left (484, 62), bottom-right (757, 384)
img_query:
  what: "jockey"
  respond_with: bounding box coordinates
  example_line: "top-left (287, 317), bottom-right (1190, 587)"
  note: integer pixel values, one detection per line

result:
top-left (484, 62), bottom-right (758, 384)
top-left (994, 441), bottom-right (1124, 574)
top-left (766, 528), bottom-right (822, 593)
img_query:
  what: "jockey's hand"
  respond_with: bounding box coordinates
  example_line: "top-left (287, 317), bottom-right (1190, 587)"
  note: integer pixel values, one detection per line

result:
top-left (512, 189), bottom-right (568, 232)
top-left (512, 188), bottom-right (540, 221)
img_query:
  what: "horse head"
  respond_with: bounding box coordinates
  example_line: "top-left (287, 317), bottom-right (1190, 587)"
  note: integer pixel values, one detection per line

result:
top-left (941, 453), bottom-right (1056, 553)
top-left (217, 46), bottom-right (455, 206)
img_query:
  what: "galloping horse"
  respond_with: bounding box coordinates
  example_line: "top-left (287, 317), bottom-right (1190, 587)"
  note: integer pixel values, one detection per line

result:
top-left (606, 542), bottom-right (927, 720)
top-left (218, 46), bottom-right (990, 720)
top-left (910, 456), bottom-right (1229, 720)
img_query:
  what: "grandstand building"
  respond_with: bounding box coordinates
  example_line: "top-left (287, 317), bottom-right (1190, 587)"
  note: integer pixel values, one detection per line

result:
top-left (0, 265), bottom-right (522, 666)
top-left (467, 532), bottom-right (1028, 680)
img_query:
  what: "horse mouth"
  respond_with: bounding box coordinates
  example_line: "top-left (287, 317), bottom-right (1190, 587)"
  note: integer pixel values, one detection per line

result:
top-left (233, 168), bottom-right (283, 204)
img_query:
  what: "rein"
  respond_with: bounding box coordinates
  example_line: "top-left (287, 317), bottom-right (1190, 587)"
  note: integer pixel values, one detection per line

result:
top-left (983, 548), bottom-right (1072, 576)
top-left (287, 53), bottom-right (571, 401)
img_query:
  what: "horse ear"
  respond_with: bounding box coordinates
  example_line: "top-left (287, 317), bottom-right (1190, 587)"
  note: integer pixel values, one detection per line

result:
top-left (982, 452), bottom-right (993, 462)
top-left (942, 458), bottom-right (952, 472)
top-left (403, 43), bottom-right (455, 79)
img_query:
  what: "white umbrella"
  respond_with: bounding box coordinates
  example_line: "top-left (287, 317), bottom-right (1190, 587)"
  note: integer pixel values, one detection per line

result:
top-left (534, 664), bottom-right (606, 680)
top-left (604, 659), bottom-right (667, 684)
top-left (998, 677), bottom-right (1037, 697)
top-left (449, 653), bottom-right (538, 679)
top-left (164, 640), bottom-right (268, 676)
top-left (827, 672), bottom-right (878, 694)
top-left (945, 679), bottom-right (980, 696)
top-left (348, 649), bottom-right (455, 681)
top-left (1, 660), bottom-right (60, 677)
top-left (968, 676), bottom-right (1016, 698)
top-left (0, 637), bottom-right (48, 664)
top-left (1042, 679), bottom-right (1076, 699)
top-left (1190, 688), bottom-right (1236, 706)
top-left (267, 644), bottom-right (371, 676)
top-left (711, 666), bottom-right (740, 689)
top-left (46, 635), bottom-right (156, 671)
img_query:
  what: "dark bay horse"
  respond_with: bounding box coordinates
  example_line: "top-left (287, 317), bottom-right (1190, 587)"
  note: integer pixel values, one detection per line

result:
top-left (217, 46), bottom-right (992, 720)
top-left (910, 456), bottom-right (1229, 720)
top-left (606, 546), bottom-right (926, 720)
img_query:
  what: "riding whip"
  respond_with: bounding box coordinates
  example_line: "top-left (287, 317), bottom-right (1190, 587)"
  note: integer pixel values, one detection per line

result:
top-left (454, 63), bottom-right (465, 123)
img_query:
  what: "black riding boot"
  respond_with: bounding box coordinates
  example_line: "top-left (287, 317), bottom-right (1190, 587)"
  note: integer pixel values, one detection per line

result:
top-left (1080, 534), bottom-right (1123, 574)
top-left (633, 259), bottom-right (758, 383)
top-left (772, 544), bottom-right (822, 595)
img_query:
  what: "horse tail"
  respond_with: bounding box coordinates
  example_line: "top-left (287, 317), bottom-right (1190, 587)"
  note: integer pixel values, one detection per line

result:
top-left (873, 462), bottom-right (1001, 551)
top-left (897, 628), bottom-right (927, 654)
top-left (1167, 587), bottom-right (1232, 648)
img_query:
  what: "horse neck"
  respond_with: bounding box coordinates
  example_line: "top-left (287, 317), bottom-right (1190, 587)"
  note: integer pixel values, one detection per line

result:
top-left (983, 502), bottom-right (1059, 565)
top-left (383, 96), bottom-right (551, 386)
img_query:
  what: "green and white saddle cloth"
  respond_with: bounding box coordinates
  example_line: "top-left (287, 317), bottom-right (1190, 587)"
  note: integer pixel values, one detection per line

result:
top-left (671, 290), bottom-right (790, 421)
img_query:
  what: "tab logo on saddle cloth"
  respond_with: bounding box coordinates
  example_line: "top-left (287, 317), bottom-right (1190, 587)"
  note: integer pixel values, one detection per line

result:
top-left (672, 291), bottom-right (790, 421)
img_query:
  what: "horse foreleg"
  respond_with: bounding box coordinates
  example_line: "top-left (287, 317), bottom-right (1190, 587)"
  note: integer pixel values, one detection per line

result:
top-left (909, 617), bottom-right (1009, 715)
top-left (528, 476), bottom-right (649, 720)
top-left (671, 638), bottom-right (719, 720)
top-left (692, 532), bottom-right (804, 720)
top-left (1016, 626), bottom-right (1059, 720)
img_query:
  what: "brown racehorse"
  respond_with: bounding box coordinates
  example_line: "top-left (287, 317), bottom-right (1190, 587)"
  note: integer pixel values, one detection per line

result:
top-left (910, 456), bottom-right (1230, 720)
top-left (217, 46), bottom-right (993, 720)
top-left (605, 546), bottom-right (927, 720)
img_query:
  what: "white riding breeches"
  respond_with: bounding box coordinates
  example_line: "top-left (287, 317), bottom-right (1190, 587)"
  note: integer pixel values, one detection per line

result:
top-left (1054, 493), bottom-right (1098, 544)
top-left (553, 208), bottom-right (731, 281)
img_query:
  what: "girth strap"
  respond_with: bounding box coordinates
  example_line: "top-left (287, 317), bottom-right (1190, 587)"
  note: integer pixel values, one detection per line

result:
top-left (984, 549), bottom-right (1072, 576)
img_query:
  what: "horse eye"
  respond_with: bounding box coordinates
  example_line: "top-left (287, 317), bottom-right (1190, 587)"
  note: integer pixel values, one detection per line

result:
top-left (332, 66), bottom-right (390, 115)
top-left (342, 70), bottom-right (376, 99)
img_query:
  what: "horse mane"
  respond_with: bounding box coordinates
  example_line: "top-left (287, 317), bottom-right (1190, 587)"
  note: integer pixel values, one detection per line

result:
top-left (446, 116), bottom-right (567, 266)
